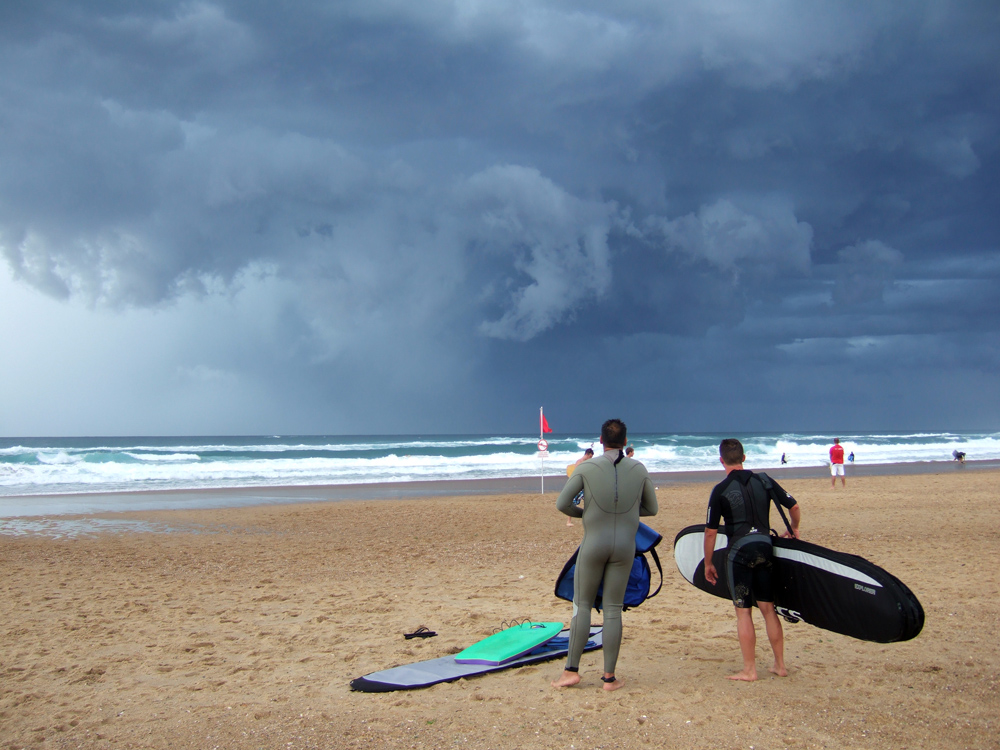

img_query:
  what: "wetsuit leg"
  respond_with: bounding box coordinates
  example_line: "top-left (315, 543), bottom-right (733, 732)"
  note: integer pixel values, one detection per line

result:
top-left (727, 541), bottom-right (773, 608)
top-left (750, 560), bottom-right (775, 604)
top-left (564, 545), bottom-right (604, 670)
top-left (596, 554), bottom-right (633, 674)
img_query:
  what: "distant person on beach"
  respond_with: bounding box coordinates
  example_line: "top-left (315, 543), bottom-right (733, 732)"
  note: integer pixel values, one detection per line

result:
top-left (552, 419), bottom-right (658, 692)
top-left (829, 438), bottom-right (846, 488)
top-left (848, 452), bottom-right (855, 463)
top-left (625, 446), bottom-right (634, 458)
top-left (566, 448), bottom-right (595, 526)
top-left (703, 438), bottom-right (800, 682)
top-left (953, 450), bottom-right (966, 464)
top-left (781, 453), bottom-right (787, 465)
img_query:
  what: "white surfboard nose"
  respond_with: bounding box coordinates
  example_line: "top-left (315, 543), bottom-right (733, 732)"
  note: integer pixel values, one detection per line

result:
top-left (674, 530), bottom-right (727, 582)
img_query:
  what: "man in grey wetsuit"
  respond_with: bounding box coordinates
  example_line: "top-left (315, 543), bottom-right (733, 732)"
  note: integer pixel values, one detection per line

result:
top-left (552, 419), bottom-right (658, 691)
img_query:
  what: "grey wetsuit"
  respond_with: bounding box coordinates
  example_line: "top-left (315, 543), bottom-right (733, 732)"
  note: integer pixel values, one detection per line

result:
top-left (556, 451), bottom-right (658, 675)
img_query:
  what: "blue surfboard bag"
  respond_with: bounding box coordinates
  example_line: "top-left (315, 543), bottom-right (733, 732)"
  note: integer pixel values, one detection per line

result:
top-left (554, 522), bottom-right (663, 612)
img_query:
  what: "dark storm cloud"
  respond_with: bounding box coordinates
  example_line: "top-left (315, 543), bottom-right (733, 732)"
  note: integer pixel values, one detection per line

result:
top-left (1, 0), bottom-right (998, 433)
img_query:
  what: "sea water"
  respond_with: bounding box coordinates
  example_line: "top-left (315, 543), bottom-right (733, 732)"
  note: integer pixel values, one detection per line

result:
top-left (1, 431), bottom-right (995, 503)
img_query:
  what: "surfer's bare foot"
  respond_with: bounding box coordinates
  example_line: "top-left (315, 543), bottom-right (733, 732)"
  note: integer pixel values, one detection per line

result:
top-left (769, 664), bottom-right (788, 677)
top-left (566, 521), bottom-right (574, 526)
top-left (602, 676), bottom-right (625, 691)
top-left (726, 669), bottom-right (758, 682)
top-left (551, 671), bottom-right (581, 688)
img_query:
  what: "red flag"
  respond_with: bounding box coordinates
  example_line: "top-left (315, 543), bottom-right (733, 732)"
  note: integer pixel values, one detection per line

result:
top-left (541, 413), bottom-right (553, 433)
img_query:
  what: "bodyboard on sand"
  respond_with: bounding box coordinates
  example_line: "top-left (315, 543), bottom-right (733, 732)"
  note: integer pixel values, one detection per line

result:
top-left (350, 626), bottom-right (603, 692)
top-left (673, 525), bottom-right (924, 643)
top-left (455, 621), bottom-right (563, 665)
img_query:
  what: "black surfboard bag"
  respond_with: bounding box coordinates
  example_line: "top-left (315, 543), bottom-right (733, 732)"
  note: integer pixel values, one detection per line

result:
top-left (554, 522), bottom-right (663, 612)
top-left (676, 522), bottom-right (925, 643)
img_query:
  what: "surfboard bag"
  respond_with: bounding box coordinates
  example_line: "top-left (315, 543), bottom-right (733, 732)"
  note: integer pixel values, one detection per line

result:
top-left (674, 524), bottom-right (924, 643)
top-left (350, 626), bottom-right (604, 692)
top-left (554, 522), bottom-right (663, 612)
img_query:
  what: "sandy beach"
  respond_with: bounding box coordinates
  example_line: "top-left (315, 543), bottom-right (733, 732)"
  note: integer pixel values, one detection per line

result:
top-left (1, 466), bottom-right (997, 749)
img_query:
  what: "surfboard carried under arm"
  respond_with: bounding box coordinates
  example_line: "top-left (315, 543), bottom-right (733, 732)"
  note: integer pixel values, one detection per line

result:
top-left (673, 525), bottom-right (924, 643)
top-left (350, 626), bottom-right (603, 692)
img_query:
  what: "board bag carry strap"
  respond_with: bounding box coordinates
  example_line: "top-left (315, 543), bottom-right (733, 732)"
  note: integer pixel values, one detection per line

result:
top-left (647, 546), bottom-right (664, 600)
top-left (756, 472), bottom-right (794, 537)
top-left (635, 522), bottom-right (664, 601)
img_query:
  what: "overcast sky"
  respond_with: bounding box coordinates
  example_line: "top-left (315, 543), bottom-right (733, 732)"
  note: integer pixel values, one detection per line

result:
top-left (2, 1), bottom-right (998, 436)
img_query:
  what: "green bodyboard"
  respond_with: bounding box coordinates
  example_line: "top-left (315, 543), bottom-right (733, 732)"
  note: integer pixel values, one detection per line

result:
top-left (454, 622), bottom-right (564, 665)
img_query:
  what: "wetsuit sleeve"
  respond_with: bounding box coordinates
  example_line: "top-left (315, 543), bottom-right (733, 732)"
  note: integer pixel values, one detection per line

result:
top-left (705, 487), bottom-right (723, 530)
top-left (639, 476), bottom-right (658, 516)
top-left (770, 477), bottom-right (797, 509)
top-left (556, 473), bottom-right (584, 517)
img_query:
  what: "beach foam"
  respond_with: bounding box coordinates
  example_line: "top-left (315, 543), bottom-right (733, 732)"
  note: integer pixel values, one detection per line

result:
top-left (1, 431), bottom-right (996, 501)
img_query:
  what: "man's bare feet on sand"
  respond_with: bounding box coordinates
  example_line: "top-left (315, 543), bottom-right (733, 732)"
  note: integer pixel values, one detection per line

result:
top-left (551, 671), bottom-right (581, 688)
top-left (602, 676), bottom-right (625, 691)
top-left (726, 670), bottom-right (758, 682)
top-left (768, 664), bottom-right (788, 677)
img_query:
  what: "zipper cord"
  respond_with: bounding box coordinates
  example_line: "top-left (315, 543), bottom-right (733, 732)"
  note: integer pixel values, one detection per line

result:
top-left (613, 449), bottom-right (624, 504)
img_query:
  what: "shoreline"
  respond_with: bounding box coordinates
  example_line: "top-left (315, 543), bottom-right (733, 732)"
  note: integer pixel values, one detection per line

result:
top-left (1, 457), bottom-right (995, 519)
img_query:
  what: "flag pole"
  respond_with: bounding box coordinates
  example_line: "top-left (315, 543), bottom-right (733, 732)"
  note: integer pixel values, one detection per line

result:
top-left (540, 406), bottom-right (544, 495)
top-left (538, 407), bottom-right (553, 495)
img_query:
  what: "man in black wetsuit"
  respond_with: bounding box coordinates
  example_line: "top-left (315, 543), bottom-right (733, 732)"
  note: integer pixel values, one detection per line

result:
top-left (703, 438), bottom-right (801, 681)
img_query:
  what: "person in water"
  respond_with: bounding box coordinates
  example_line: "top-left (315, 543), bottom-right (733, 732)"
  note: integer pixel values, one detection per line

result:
top-left (552, 419), bottom-right (658, 692)
top-left (703, 439), bottom-right (801, 682)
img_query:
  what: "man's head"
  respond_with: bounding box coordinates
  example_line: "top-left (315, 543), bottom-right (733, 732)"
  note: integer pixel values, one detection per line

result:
top-left (600, 419), bottom-right (627, 450)
top-left (625, 446), bottom-right (634, 457)
top-left (719, 438), bottom-right (745, 467)
top-left (584, 448), bottom-right (594, 457)
top-left (834, 438), bottom-right (840, 445)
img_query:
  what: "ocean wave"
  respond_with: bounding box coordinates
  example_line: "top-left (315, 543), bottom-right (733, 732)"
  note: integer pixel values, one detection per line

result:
top-left (124, 452), bottom-right (201, 462)
top-left (1, 431), bottom-right (998, 499)
top-left (36, 451), bottom-right (79, 465)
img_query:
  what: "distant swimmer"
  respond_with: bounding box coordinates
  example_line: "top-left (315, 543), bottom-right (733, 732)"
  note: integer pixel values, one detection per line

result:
top-left (953, 450), bottom-right (966, 464)
top-left (829, 438), bottom-right (846, 488)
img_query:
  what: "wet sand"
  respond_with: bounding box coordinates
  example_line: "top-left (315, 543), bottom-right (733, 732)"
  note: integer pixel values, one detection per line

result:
top-left (1, 467), bottom-right (997, 749)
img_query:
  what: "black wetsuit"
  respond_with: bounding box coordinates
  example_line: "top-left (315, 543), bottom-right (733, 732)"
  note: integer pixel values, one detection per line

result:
top-left (705, 470), bottom-right (796, 608)
top-left (556, 451), bottom-right (658, 675)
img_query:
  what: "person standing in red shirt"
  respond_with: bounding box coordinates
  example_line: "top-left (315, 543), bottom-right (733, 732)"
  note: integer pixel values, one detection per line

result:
top-left (829, 438), bottom-right (846, 488)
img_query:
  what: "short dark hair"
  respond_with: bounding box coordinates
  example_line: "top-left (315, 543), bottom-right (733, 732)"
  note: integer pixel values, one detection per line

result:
top-left (601, 419), bottom-right (627, 449)
top-left (719, 438), bottom-right (745, 466)
top-left (584, 448), bottom-right (594, 455)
